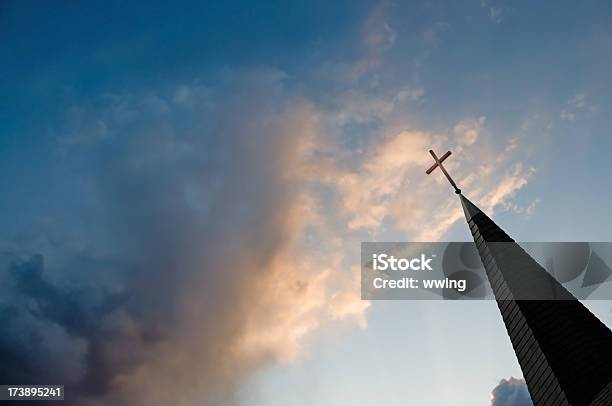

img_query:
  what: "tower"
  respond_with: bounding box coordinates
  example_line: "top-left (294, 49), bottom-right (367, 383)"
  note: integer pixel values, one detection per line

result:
top-left (461, 194), bottom-right (612, 405)
top-left (427, 150), bottom-right (612, 405)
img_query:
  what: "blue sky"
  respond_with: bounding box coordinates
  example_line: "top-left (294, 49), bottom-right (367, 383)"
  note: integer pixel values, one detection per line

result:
top-left (2, 1), bottom-right (612, 405)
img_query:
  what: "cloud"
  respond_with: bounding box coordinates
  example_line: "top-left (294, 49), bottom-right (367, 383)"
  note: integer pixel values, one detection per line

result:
top-left (560, 110), bottom-right (575, 121)
top-left (480, 163), bottom-right (533, 211)
top-left (362, 1), bottom-right (396, 51)
top-left (560, 93), bottom-right (596, 121)
top-left (0, 4), bottom-right (549, 405)
top-left (481, 0), bottom-right (506, 23)
top-left (454, 116), bottom-right (486, 149)
top-left (490, 377), bottom-right (533, 406)
top-left (335, 129), bottom-right (431, 230)
top-left (568, 93), bottom-right (586, 109)
top-left (1, 64), bottom-right (538, 404)
top-left (1, 75), bottom-right (369, 405)
top-left (395, 87), bottom-right (425, 103)
top-left (333, 90), bottom-right (397, 125)
top-left (350, 1), bottom-right (397, 81)
top-left (324, 116), bottom-right (533, 239)
top-left (2, 20), bottom-right (539, 403)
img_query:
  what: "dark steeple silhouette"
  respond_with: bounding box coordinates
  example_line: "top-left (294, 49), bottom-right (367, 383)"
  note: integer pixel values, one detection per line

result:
top-left (425, 149), bottom-right (612, 404)
top-left (460, 193), bottom-right (612, 406)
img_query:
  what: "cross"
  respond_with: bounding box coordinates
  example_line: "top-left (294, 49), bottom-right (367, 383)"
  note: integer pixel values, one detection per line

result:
top-left (425, 149), bottom-right (461, 194)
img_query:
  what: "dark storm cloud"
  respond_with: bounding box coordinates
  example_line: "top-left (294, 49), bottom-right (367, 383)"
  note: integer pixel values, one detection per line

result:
top-left (0, 72), bottom-right (328, 405)
top-left (9, 255), bottom-right (124, 339)
top-left (490, 377), bottom-right (533, 406)
top-left (0, 254), bottom-right (126, 396)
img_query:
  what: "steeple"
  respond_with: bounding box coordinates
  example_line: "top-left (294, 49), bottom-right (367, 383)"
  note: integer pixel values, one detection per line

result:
top-left (460, 194), bottom-right (487, 223)
top-left (425, 149), bottom-right (612, 404)
top-left (460, 193), bottom-right (612, 406)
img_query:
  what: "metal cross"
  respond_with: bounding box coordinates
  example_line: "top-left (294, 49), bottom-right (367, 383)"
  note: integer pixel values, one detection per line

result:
top-left (425, 149), bottom-right (461, 194)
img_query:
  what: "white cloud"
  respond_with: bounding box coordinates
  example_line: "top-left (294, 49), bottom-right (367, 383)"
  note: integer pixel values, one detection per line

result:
top-left (490, 377), bottom-right (532, 406)
top-left (395, 87), bottom-right (425, 103)
top-left (481, 0), bottom-right (507, 23)
top-left (560, 110), bottom-right (575, 121)
top-left (454, 116), bottom-right (486, 148)
top-left (568, 93), bottom-right (586, 109)
top-left (560, 93), bottom-right (595, 121)
top-left (309, 113), bottom-right (533, 241)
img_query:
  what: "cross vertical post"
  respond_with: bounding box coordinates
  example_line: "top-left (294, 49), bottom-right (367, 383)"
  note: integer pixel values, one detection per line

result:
top-left (426, 149), bottom-right (461, 194)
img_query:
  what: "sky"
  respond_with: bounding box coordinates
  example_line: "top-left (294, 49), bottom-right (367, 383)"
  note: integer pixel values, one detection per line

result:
top-left (1, 1), bottom-right (612, 405)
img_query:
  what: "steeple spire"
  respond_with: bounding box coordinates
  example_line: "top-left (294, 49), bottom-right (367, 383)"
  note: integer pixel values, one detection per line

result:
top-left (425, 150), bottom-right (612, 405)
top-left (458, 193), bottom-right (612, 405)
